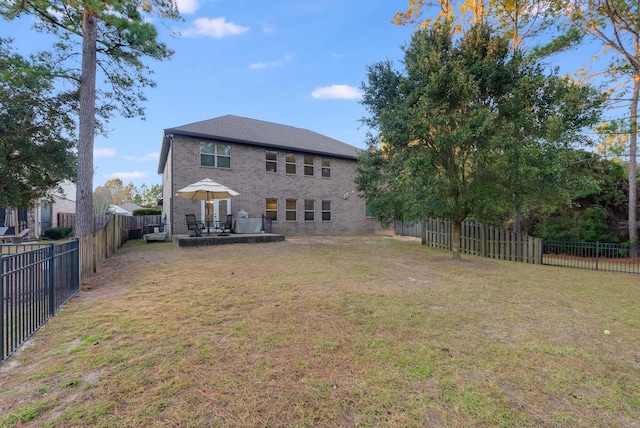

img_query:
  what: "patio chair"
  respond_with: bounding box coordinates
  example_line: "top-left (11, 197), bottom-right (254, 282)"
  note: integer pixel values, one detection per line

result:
top-left (185, 214), bottom-right (205, 237)
top-left (217, 214), bottom-right (233, 236)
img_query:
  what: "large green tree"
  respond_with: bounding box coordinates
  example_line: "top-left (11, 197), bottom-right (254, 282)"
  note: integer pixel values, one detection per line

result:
top-left (393, 0), bottom-right (561, 52)
top-left (357, 23), bottom-right (603, 260)
top-left (563, 0), bottom-right (640, 244)
top-left (132, 183), bottom-right (162, 207)
top-left (0, 38), bottom-right (76, 209)
top-left (0, 0), bottom-right (181, 236)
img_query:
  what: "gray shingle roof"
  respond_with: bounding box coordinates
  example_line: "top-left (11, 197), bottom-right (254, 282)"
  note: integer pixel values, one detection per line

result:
top-left (158, 115), bottom-right (359, 173)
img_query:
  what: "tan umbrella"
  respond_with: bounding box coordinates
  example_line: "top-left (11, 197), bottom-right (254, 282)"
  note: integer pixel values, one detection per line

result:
top-left (176, 179), bottom-right (239, 235)
top-left (176, 178), bottom-right (239, 200)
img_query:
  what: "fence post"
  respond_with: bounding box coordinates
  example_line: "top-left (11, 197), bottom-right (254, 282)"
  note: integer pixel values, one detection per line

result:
top-left (595, 241), bottom-right (599, 271)
top-left (48, 242), bottom-right (56, 317)
top-left (74, 238), bottom-right (80, 293)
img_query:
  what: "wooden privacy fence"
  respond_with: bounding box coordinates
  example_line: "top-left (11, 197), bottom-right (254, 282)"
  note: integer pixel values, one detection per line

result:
top-left (395, 219), bottom-right (543, 264)
top-left (57, 213), bottom-right (162, 236)
top-left (60, 213), bottom-right (162, 283)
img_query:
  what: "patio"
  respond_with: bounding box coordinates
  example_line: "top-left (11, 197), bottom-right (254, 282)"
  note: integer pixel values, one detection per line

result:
top-left (172, 232), bottom-right (285, 247)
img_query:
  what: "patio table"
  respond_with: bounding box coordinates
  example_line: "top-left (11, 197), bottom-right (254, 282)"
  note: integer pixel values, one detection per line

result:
top-left (202, 220), bottom-right (226, 235)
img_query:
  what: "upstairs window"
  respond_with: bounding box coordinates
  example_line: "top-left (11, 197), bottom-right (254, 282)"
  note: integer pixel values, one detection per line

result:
top-left (304, 155), bottom-right (314, 176)
top-left (321, 157), bottom-right (331, 178)
top-left (266, 198), bottom-right (278, 221)
top-left (201, 142), bottom-right (231, 168)
top-left (266, 150), bottom-right (278, 173)
top-left (322, 200), bottom-right (332, 221)
top-left (286, 199), bottom-right (297, 221)
top-left (304, 199), bottom-right (315, 221)
top-left (285, 153), bottom-right (297, 174)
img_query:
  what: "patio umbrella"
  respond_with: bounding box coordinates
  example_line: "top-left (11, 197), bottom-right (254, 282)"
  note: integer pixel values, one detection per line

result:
top-left (176, 178), bottom-right (239, 201)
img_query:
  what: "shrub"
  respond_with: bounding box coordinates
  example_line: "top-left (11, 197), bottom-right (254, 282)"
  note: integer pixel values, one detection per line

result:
top-left (44, 227), bottom-right (73, 240)
top-left (132, 208), bottom-right (161, 216)
top-left (534, 205), bottom-right (619, 243)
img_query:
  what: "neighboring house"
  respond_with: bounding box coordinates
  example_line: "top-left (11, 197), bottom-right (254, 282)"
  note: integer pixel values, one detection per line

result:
top-left (1, 181), bottom-right (76, 239)
top-left (112, 202), bottom-right (142, 215)
top-left (158, 115), bottom-right (378, 237)
top-left (110, 205), bottom-right (132, 215)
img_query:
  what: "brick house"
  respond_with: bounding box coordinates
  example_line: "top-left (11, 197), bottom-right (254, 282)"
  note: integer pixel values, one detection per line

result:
top-left (1, 181), bottom-right (75, 239)
top-left (158, 115), bottom-right (377, 237)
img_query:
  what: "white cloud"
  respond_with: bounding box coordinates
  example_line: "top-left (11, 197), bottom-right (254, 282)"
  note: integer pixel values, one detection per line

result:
top-left (183, 17), bottom-right (249, 38)
top-left (311, 85), bottom-right (362, 100)
top-left (124, 152), bottom-right (160, 162)
top-left (94, 148), bottom-right (117, 158)
top-left (249, 54), bottom-right (293, 70)
top-left (175, 0), bottom-right (200, 14)
top-left (108, 171), bottom-right (147, 180)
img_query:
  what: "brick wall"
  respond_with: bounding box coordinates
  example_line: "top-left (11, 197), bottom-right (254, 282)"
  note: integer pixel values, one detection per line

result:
top-left (165, 135), bottom-right (378, 236)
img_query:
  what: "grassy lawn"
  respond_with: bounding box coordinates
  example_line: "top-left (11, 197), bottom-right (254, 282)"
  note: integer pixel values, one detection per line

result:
top-left (1, 234), bottom-right (638, 427)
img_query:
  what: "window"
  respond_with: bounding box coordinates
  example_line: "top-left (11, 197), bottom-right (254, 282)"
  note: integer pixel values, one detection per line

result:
top-left (286, 199), bottom-right (297, 221)
top-left (304, 199), bottom-right (315, 221)
top-left (200, 142), bottom-right (231, 168)
top-left (304, 155), bottom-right (314, 176)
top-left (266, 198), bottom-right (278, 221)
top-left (321, 158), bottom-right (331, 178)
top-left (266, 150), bottom-right (277, 173)
top-left (322, 200), bottom-right (332, 221)
top-left (365, 202), bottom-right (373, 218)
top-left (285, 153), bottom-right (297, 174)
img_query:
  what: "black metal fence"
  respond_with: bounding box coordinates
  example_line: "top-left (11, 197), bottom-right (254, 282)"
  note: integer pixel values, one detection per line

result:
top-left (1, 240), bottom-right (79, 362)
top-left (542, 240), bottom-right (640, 274)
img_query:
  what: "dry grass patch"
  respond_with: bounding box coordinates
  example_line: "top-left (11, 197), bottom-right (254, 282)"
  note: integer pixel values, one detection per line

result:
top-left (1, 235), bottom-right (639, 427)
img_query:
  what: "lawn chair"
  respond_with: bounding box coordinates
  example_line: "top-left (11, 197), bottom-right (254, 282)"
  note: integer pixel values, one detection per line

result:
top-left (217, 214), bottom-right (233, 236)
top-left (185, 214), bottom-right (205, 237)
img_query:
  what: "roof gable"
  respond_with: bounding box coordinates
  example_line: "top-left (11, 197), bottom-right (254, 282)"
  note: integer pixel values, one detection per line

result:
top-left (159, 115), bottom-right (360, 173)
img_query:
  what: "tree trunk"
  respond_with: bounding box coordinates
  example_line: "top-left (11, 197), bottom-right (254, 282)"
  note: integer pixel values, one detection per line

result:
top-left (629, 73), bottom-right (639, 256)
top-left (513, 211), bottom-right (521, 235)
top-left (452, 220), bottom-right (462, 261)
top-left (75, 10), bottom-right (97, 237)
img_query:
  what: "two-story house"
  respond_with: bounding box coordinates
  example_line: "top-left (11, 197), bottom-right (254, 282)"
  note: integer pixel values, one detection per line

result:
top-left (158, 115), bottom-right (377, 237)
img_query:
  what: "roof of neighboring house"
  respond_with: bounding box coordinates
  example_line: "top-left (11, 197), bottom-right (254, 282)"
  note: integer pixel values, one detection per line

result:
top-left (113, 203), bottom-right (142, 215)
top-left (110, 205), bottom-right (131, 215)
top-left (158, 115), bottom-right (360, 174)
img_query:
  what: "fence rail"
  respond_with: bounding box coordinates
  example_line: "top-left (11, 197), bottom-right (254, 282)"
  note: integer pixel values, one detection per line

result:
top-left (396, 219), bottom-right (542, 264)
top-left (542, 240), bottom-right (640, 274)
top-left (1, 240), bottom-right (79, 362)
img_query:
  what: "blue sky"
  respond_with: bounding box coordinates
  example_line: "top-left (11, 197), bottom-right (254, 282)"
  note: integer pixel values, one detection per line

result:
top-left (3, 1), bottom-right (601, 190)
top-left (4, 1), bottom-right (415, 189)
